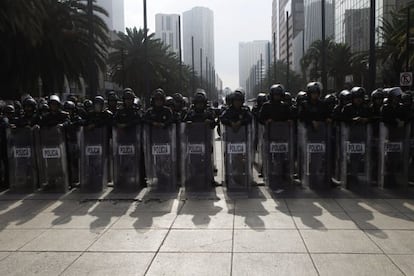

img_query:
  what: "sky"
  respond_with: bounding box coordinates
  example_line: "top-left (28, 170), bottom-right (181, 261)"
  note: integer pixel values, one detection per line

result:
top-left (124, 0), bottom-right (273, 90)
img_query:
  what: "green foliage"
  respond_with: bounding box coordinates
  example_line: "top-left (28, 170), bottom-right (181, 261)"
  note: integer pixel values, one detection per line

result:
top-left (108, 27), bottom-right (196, 99)
top-left (0, 0), bottom-right (110, 99)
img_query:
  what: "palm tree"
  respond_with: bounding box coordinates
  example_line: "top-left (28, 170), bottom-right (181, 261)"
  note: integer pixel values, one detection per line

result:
top-left (0, 0), bottom-right (110, 99)
top-left (109, 27), bottom-right (194, 99)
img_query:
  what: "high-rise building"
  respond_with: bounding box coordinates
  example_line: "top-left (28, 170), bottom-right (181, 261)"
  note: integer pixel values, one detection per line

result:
top-left (303, 0), bottom-right (335, 51)
top-left (183, 7), bottom-right (215, 82)
top-left (96, 0), bottom-right (125, 33)
top-left (274, 0), bottom-right (305, 74)
top-left (239, 41), bottom-right (271, 98)
top-left (335, 0), bottom-right (410, 53)
top-left (155, 14), bottom-right (180, 55)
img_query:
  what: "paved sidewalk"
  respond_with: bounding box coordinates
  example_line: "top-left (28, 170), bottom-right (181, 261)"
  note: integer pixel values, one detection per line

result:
top-left (0, 187), bottom-right (413, 275)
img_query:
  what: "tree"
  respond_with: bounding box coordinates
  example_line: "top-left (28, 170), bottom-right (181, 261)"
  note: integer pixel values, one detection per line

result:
top-left (377, 2), bottom-right (414, 86)
top-left (109, 27), bottom-right (194, 99)
top-left (301, 39), bottom-right (353, 91)
top-left (0, 0), bottom-right (110, 99)
top-left (256, 60), bottom-right (306, 96)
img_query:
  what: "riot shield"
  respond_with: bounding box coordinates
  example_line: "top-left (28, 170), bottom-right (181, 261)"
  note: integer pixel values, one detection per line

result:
top-left (37, 126), bottom-right (69, 192)
top-left (299, 122), bottom-right (331, 189)
top-left (340, 123), bottom-right (371, 189)
top-left (408, 122), bottom-right (414, 184)
top-left (66, 129), bottom-right (80, 185)
top-left (263, 122), bottom-right (293, 191)
top-left (80, 126), bottom-right (109, 192)
top-left (222, 125), bottom-right (252, 192)
top-left (370, 122), bottom-right (381, 186)
top-left (180, 122), bottom-right (214, 192)
top-left (255, 123), bottom-right (265, 176)
top-left (379, 123), bottom-right (410, 189)
top-left (6, 127), bottom-right (38, 192)
top-left (112, 126), bottom-right (141, 190)
top-left (143, 125), bottom-right (177, 192)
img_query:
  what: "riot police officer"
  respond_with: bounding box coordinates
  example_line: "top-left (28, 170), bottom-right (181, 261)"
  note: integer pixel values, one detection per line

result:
top-left (298, 82), bottom-right (330, 127)
top-left (332, 90), bottom-right (351, 122)
top-left (143, 89), bottom-right (173, 128)
top-left (39, 95), bottom-right (69, 127)
top-left (251, 93), bottom-right (268, 120)
top-left (220, 90), bottom-right (252, 131)
top-left (184, 91), bottom-right (216, 128)
top-left (0, 105), bottom-right (17, 188)
top-left (324, 94), bottom-right (338, 115)
top-left (172, 93), bottom-right (188, 122)
top-left (107, 91), bottom-right (119, 114)
top-left (259, 84), bottom-right (291, 124)
top-left (84, 96), bottom-right (113, 129)
top-left (17, 97), bottom-right (40, 128)
top-left (381, 87), bottom-right (408, 126)
top-left (369, 89), bottom-right (384, 124)
top-left (341, 87), bottom-right (370, 124)
top-left (114, 91), bottom-right (141, 128)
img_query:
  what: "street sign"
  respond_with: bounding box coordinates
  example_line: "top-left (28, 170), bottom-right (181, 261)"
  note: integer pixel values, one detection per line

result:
top-left (400, 72), bottom-right (413, 86)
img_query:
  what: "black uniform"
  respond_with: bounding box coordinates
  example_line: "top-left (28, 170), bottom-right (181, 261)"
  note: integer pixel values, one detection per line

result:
top-left (183, 107), bottom-right (216, 129)
top-left (39, 110), bottom-right (69, 127)
top-left (220, 106), bottom-right (252, 127)
top-left (259, 100), bottom-right (291, 124)
top-left (298, 100), bottom-right (330, 125)
top-left (114, 106), bottom-right (142, 128)
top-left (143, 106), bottom-right (174, 126)
top-left (341, 103), bottom-right (371, 124)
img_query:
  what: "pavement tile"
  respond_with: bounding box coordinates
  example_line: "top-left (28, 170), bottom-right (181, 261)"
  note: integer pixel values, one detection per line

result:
top-left (336, 199), bottom-right (398, 213)
top-left (234, 211), bottom-right (295, 229)
top-left (0, 212), bottom-right (63, 229)
top-left (62, 252), bottom-right (154, 276)
top-left (348, 212), bottom-right (414, 230)
top-left (292, 211), bottom-right (359, 230)
top-left (366, 230), bottom-right (414, 254)
top-left (388, 254), bottom-right (414, 275)
top-left (300, 229), bottom-right (381, 253)
top-left (146, 252), bottom-right (231, 276)
top-left (0, 200), bottom-right (53, 216)
top-left (37, 200), bottom-right (83, 214)
top-left (179, 199), bottom-right (234, 213)
top-left (0, 252), bottom-right (80, 276)
top-left (235, 198), bottom-right (288, 212)
top-left (132, 199), bottom-right (183, 213)
top-left (285, 198), bottom-right (343, 213)
top-left (385, 199), bottom-right (414, 213)
top-left (173, 212), bottom-right (234, 229)
top-left (312, 253), bottom-right (403, 276)
top-left (52, 213), bottom-right (121, 231)
top-left (160, 229), bottom-right (232, 252)
top-left (233, 229), bottom-right (307, 253)
top-left (111, 213), bottom-right (176, 229)
top-left (20, 229), bottom-right (102, 252)
top-left (0, 229), bottom-right (44, 251)
top-left (0, 252), bottom-right (11, 261)
top-left (232, 253), bottom-right (317, 276)
top-left (88, 229), bottom-right (168, 252)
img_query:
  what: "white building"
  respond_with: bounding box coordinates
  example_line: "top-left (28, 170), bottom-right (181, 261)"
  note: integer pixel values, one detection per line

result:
top-left (182, 7), bottom-right (215, 81)
top-left (155, 14), bottom-right (180, 55)
top-left (239, 41), bottom-right (271, 98)
top-left (96, 0), bottom-right (125, 33)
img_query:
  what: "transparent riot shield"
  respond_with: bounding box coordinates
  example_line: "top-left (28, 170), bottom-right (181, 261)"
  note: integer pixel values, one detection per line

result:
top-left (340, 123), bottom-right (371, 189)
top-left (112, 126), bottom-right (141, 190)
top-left (222, 125), bottom-right (252, 192)
top-left (6, 127), bottom-right (38, 192)
top-left (379, 123), bottom-right (410, 189)
top-left (263, 122), bottom-right (293, 191)
top-left (38, 126), bottom-right (69, 192)
top-left (66, 129), bottom-right (80, 185)
top-left (180, 122), bottom-right (214, 192)
top-left (255, 123), bottom-right (265, 176)
top-left (80, 126), bottom-right (109, 192)
top-left (370, 122), bottom-right (381, 186)
top-left (299, 122), bottom-right (332, 189)
top-left (408, 122), bottom-right (414, 184)
top-left (143, 125), bottom-right (177, 192)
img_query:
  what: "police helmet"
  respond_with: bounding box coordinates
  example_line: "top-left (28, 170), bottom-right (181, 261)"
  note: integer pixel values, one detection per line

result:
top-left (351, 87), bottom-right (366, 99)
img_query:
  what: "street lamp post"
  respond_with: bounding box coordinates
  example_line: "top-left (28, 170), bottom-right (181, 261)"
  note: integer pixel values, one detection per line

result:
top-left (321, 0), bottom-right (327, 95)
top-left (87, 0), bottom-right (96, 96)
top-left (143, 0), bottom-right (150, 103)
top-left (368, 0), bottom-right (376, 92)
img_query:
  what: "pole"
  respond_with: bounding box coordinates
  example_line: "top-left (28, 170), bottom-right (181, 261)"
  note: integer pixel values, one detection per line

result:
top-left (178, 16), bottom-right (183, 92)
top-left (260, 53), bottom-right (263, 91)
top-left (191, 36), bottom-right (195, 93)
top-left (200, 48), bottom-right (203, 88)
top-left (321, 0), bottom-right (327, 95)
top-left (406, 6), bottom-right (411, 72)
top-left (121, 48), bottom-right (125, 88)
top-left (87, 0), bottom-right (96, 96)
top-left (369, 0), bottom-right (376, 92)
top-left (143, 0), bottom-right (150, 103)
top-left (286, 11), bottom-right (290, 90)
top-left (206, 56), bottom-right (208, 93)
top-left (273, 32), bottom-right (277, 82)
